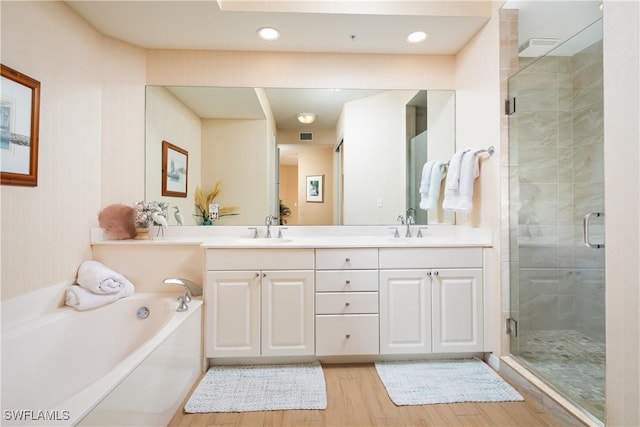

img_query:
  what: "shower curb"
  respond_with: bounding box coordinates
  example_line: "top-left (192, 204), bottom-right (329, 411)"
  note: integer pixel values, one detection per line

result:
top-left (499, 356), bottom-right (603, 427)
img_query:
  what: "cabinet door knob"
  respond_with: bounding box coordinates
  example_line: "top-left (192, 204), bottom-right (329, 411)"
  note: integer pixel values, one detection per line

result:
top-left (255, 272), bottom-right (260, 277)
top-left (345, 280), bottom-right (351, 284)
top-left (426, 271), bottom-right (432, 276)
top-left (345, 334), bottom-right (351, 339)
top-left (345, 257), bottom-right (351, 262)
top-left (262, 273), bottom-right (267, 277)
top-left (345, 302), bottom-right (350, 307)
top-left (433, 270), bottom-right (439, 276)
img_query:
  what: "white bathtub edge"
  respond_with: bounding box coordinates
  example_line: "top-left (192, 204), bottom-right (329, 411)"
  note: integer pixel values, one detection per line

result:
top-left (63, 299), bottom-right (202, 426)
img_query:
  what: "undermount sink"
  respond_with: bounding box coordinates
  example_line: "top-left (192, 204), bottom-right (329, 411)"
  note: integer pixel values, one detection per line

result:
top-left (236, 238), bottom-right (294, 245)
top-left (387, 236), bottom-right (442, 243)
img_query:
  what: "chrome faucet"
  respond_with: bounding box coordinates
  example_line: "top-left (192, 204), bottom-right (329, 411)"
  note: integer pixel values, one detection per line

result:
top-left (405, 215), bottom-right (415, 237)
top-left (405, 208), bottom-right (416, 237)
top-left (264, 215), bottom-right (276, 238)
top-left (163, 278), bottom-right (203, 311)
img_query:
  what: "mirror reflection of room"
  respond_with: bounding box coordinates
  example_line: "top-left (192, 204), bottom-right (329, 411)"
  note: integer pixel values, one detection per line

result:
top-left (145, 87), bottom-right (455, 226)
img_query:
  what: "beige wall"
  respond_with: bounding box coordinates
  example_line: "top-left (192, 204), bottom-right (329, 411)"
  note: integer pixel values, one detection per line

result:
top-left (341, 90), bottom-right (419, 224)
top-left (454, 2), bottom-right (502, 355)
top-left (0, 1), bottom-right (146, 300)
top-left (145, 86), bottom-right (201, 225)
top-left (201, 119), bottom-right (270, 225)
top-left (146, 50), bottom-right (456, 90)
top-left (279, 165), bottom-right (298, 224)
top-left (297, 147), bottom-right (334, 224)
top-left (603, 2), bottom-right (640, 426)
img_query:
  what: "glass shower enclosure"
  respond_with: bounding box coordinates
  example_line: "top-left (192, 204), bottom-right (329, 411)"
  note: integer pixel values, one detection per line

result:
top-left (508, 20), bottom-right (605, 423)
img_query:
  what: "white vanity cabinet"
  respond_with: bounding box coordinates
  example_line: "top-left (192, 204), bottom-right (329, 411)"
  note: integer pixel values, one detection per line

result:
top-left (379, 248), bottom-right (484, 354)
top-left (205, 249), bottom-right (315, 358)
top-left (315, 248), bottom-right (380, 356)
top-left (379, 269), bottom-right (432, 354)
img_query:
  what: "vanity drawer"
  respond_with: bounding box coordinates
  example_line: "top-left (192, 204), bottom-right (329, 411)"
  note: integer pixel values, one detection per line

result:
top-left (315, 270), bottom-right (378, 292)
top-left (315, 314), bottom-right (379, 356)
top-left (378, 248), bottom-right (482, 269)
top-left (206, 249), bottom-right (314, 270)
top-left (316, 248), bottom-right (378, 270)
top-left (315, 292), bottom-right (378, 314)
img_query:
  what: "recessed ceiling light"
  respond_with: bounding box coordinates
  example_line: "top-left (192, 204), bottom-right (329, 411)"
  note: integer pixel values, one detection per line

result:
top-left (407, 31), bottom-right (427, 44)
top-left (257, 27), bottom-right (280, 41)
top-left (297, 113), bottom-right (316, 124)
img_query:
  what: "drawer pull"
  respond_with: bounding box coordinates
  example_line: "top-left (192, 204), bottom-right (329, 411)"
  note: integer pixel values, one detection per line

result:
top-left (345, 334), bottom-right (351, 339)
top-left (345, 302), bottom-right (350, 307)
top-left (345, 257), bottom-right (351, 262)
top-left (346, 280), bottom-right (351, 284)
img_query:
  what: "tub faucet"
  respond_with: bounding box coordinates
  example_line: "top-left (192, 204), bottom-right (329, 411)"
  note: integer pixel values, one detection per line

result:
top-left (163, 278), bottom-right (203, 311)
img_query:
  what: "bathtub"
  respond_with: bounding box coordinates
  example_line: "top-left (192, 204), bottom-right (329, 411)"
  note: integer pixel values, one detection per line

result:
top-left (1, 293), bottom-right (203, 426)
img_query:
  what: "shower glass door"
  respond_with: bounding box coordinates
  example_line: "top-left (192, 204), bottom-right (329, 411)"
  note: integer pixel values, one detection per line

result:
top-left (508, 20), bottom-right (605, 423)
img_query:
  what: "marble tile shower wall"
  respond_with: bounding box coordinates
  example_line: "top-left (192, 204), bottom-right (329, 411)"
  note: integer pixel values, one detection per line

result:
top-left (510, 41), bottom-right (604, 343)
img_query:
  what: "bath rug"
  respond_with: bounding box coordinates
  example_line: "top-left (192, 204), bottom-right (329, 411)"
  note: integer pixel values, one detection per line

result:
top-left (184, 361), bottom-right (327, 413)
top-left (374, 359), bottom-right (524, 405)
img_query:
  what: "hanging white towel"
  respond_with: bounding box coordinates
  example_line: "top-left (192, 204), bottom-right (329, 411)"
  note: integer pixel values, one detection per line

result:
top-left (65, 281), bottom-right (135, 311)
top-left (442, 151), bottom-right (480, 214)
top-left (445, 149), bottom-right (470, 191)
top-left (418, 160), bottom-right (436, 195)
top-left (420, 160), bottom-right (444, 211)
top-left (76, 260), bottom-right (134, 295)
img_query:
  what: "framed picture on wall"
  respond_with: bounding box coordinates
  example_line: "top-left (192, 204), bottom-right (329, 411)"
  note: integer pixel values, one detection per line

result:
top-left (1, 64), bottom-right (40, 187)
top-left (306, 175), bottom-right (324, 203)
top-left (162, 140), bottom-right (188, 197)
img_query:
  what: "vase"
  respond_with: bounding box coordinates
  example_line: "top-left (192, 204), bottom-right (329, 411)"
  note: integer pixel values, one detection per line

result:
top-left (134, 226), bottom-right (151, 240)
top-left (202, 220), bottom-right (212, 226)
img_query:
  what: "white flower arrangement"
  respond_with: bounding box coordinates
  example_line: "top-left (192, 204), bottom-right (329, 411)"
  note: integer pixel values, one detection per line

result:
top-left (134, 201), bottom-right (167, 227)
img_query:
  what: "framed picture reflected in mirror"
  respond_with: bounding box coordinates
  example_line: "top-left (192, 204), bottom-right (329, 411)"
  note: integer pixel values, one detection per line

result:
top-left (306, 175), bottom-right (324, 203)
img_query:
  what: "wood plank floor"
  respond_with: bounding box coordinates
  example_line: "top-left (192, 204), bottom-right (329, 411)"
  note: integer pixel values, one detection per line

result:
top-left (168, 363), bottom-right (562, 427)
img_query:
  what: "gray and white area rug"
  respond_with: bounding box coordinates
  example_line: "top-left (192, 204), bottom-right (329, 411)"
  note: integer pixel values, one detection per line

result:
top-left (375, 358), bottom-right (524, 405)
top-left (185, 361), bottom-right (327, 413)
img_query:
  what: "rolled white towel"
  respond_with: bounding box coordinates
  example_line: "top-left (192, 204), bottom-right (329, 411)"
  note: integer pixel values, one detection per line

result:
top-left (76, 260), bottom-right (133, 294)
top-left (65, 282), bottom-right (134, 311)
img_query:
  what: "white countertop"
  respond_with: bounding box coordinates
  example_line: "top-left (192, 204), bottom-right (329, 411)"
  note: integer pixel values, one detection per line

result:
top-left (91, 225), bottom-right (492, 248)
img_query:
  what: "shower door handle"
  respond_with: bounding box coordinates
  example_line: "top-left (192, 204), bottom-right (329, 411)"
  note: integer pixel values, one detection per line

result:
top-left (583, 212), bottom-right (605, 249)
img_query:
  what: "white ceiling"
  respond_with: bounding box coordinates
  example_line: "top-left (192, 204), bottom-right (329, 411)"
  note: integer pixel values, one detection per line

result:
top-left (68, 1), bottom-right (602, 164)
top-left (65, 1), bottom-right (491, 55)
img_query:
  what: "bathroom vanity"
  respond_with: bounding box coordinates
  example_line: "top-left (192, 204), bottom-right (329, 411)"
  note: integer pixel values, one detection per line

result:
top-left (91, 225), bottom-right (493, 362)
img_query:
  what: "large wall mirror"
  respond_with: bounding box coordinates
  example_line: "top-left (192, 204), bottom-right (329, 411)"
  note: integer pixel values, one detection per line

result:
top-left (145, 86), bottom-right (455, 226)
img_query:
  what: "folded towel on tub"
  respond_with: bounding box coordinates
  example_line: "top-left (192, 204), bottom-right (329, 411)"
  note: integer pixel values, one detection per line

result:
top-left (65, 281), bottom-right (135, 311)
top-left (76, 260), bottom-right (134, 294)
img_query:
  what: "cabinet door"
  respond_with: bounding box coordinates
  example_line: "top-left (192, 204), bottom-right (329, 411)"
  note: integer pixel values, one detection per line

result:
top-left (205, 271), bottom-right (260, 357)
top-left (379, 270), bottom-right (432, 354)
top-left (432, 269), bottom-right (483, 353)
top-left (261, 270), bottom-right (315, 356)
